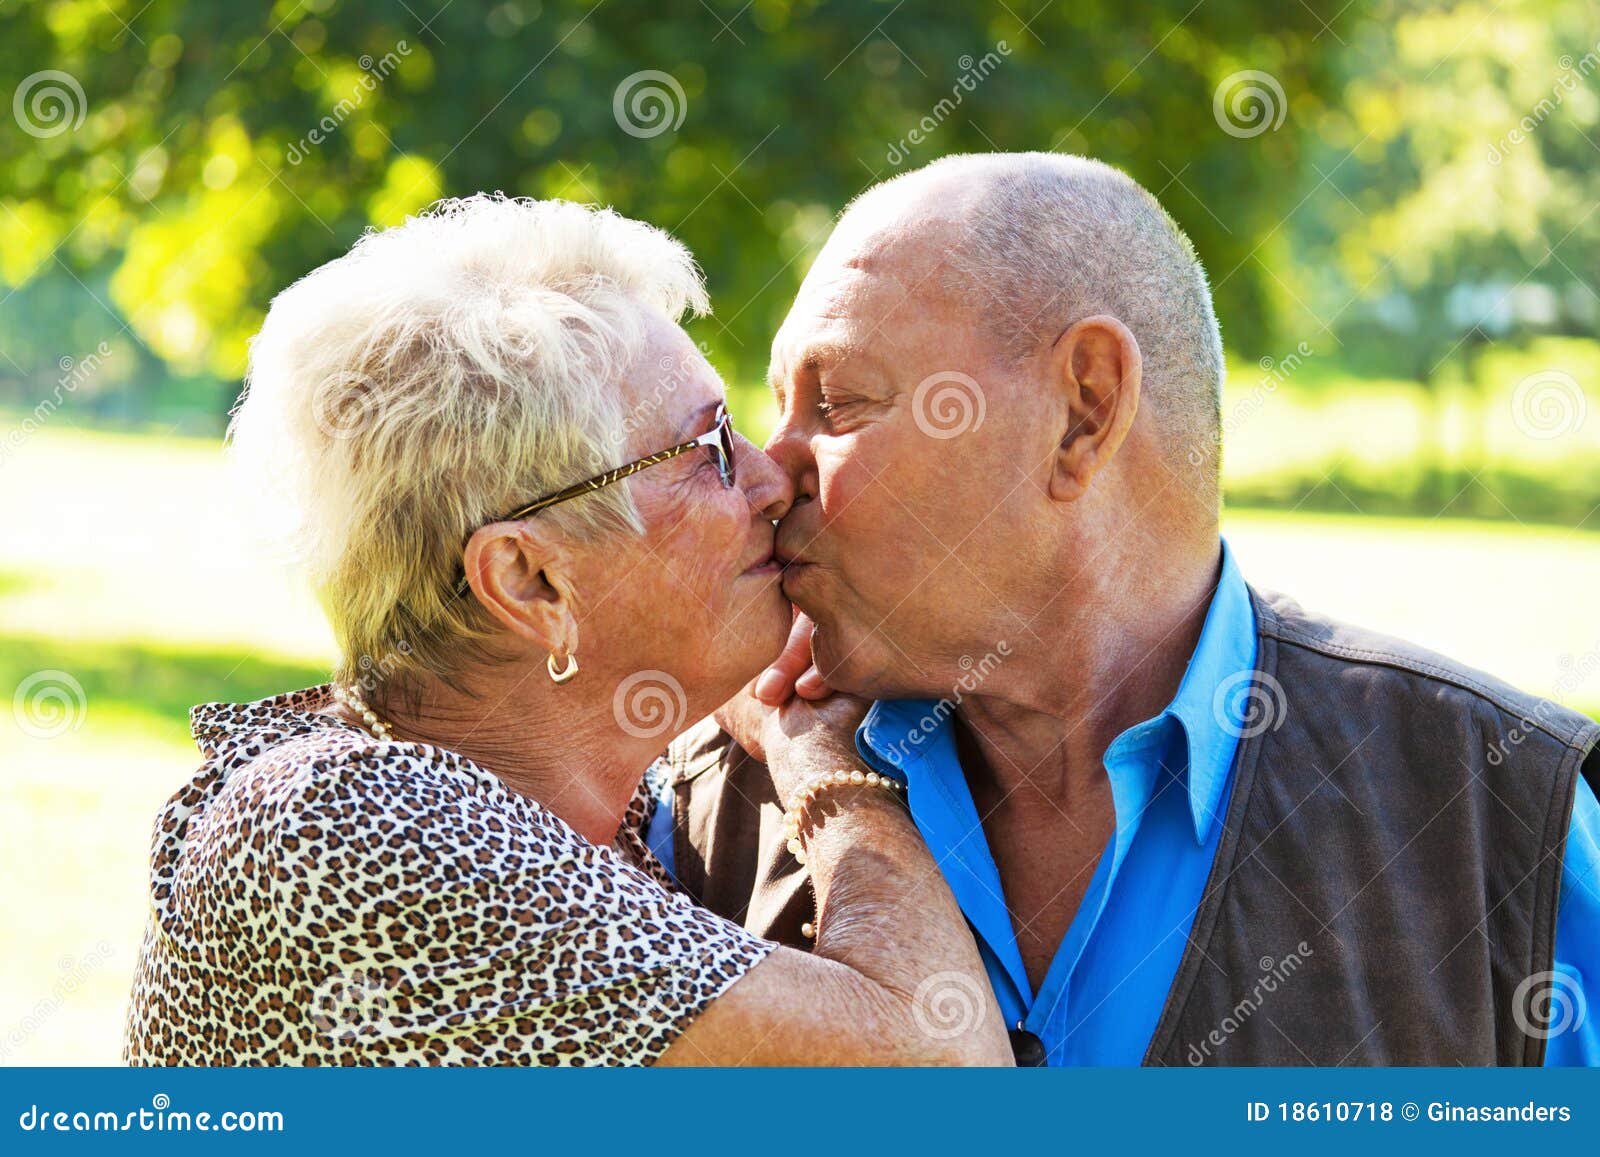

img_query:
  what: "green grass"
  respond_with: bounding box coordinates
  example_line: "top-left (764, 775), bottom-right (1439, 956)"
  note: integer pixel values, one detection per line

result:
top-left (3, 397), bottom-right (1598, 1063)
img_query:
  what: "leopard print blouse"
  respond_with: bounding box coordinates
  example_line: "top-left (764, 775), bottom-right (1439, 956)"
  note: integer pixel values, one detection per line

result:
top-left (123, 686), bottom-right (774, 1066)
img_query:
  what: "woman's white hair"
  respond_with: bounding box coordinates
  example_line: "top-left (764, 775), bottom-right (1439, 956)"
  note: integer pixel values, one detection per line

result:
top-left (229, 193), bottom-right (709, 688)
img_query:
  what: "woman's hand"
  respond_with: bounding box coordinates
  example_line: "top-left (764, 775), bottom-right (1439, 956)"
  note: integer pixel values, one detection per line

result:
top-left (713, 610), bottom-right (834, 766)
top-left (754, 612), bottom-right (832, 704)
top-left (759, 690), bottom-right (872, 805)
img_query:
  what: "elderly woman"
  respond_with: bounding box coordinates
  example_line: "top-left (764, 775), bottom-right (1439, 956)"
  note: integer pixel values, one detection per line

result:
top-left (122, 195), bottom-right (1009, 1066)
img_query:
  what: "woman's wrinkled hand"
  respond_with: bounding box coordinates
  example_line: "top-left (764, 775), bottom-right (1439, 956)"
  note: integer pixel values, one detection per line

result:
top-left (711, 612), bottom-right (867, 802)
top-left (753, 613), bottom-right (831, 704)
top-left (714, 610), bottom-right (832, 764)
top-left (758, 690), bottom-right (872, 805)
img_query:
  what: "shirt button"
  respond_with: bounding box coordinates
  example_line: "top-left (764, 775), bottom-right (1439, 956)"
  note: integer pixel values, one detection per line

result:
top-left (1009, 1027), bottom-right (1047, 1067)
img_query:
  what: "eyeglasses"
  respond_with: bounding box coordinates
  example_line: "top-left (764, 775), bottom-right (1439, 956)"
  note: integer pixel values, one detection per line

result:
top-left (453, 404), bottom-right (737, 596)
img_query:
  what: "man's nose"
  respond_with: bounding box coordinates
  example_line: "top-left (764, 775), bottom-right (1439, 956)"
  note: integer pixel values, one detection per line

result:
top-left (764, 416), bottom-right (817, 504)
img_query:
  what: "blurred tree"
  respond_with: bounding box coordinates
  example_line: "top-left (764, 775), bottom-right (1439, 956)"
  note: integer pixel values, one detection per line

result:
top-left (1288, 0), bottom-right (1599, 494)
top-left (0, 0), bottom-right (1347, 425)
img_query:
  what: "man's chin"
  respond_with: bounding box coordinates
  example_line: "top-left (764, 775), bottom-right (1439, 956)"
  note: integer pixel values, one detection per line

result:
top-left (807, 617), bottom-right (881, 699)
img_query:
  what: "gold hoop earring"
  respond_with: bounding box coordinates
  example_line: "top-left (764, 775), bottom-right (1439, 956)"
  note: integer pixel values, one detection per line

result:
top-left (547, 651), bottom-right (579, 684)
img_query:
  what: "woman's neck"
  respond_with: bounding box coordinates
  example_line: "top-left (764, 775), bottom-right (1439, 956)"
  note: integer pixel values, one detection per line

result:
top-left (358, 671), bottom-right (659, 847)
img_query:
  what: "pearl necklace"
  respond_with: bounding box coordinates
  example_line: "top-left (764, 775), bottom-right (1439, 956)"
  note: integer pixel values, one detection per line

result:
top-left (331, 684), bottom-right (394, 740)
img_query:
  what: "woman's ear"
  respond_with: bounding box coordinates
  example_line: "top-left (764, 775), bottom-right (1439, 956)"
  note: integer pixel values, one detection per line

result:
top-left (461, 521), bottom-right (579, 658)
top-left (1047, 314), bottom-right (1142, 502)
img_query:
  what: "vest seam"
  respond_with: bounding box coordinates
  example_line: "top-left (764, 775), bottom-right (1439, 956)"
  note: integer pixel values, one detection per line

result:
top-left (1525, 741), bottom-right (1584, 1065)
top-left (1257, 607), bottom-right (1593, 751)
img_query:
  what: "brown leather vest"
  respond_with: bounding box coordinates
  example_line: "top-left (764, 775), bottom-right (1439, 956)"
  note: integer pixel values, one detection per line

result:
top-left (664, 588), bottom-right (1600, 1065)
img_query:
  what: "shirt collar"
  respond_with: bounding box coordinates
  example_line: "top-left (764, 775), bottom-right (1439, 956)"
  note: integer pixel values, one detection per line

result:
top-left (855, 539), bottom-right (1258, 847)
top-left (1161, 538), bottom-right (1258, 844)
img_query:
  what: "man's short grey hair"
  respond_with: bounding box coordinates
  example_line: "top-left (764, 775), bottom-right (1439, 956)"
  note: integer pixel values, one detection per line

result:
top-left (229, 194), bottom-right (708, 688)
top-left (855, 153), bottom-right (1224, 497)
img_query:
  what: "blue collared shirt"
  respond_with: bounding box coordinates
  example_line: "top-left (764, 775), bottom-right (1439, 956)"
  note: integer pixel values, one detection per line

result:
top-left (650, 541), bottom-right (1600, 1065)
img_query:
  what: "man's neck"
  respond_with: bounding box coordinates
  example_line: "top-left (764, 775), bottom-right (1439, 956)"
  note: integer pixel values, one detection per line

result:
top-left (956, 538), bottom-right (1223, 808)
top-left (943, 538), bottom-right (1223, 989)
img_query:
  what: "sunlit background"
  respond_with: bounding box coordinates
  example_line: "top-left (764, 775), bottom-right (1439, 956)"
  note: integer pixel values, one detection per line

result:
top-left (2, 0), bottom-right (1597, 1064)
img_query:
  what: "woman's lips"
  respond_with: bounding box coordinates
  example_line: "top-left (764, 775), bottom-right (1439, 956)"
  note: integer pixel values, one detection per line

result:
top-left (741, 552), bottom-right (781, 576)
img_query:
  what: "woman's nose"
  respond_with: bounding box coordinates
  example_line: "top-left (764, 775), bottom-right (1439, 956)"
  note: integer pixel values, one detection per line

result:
top-left (763, 417), bottom-right (817, 509)
top-left (737, 433), bottom-right (794, 521)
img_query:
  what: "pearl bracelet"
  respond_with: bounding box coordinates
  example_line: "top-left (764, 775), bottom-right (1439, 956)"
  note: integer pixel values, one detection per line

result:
top-left (783, 769), bottom-right (906, 941)
top-left (782, 768), bottom-right (905, 867)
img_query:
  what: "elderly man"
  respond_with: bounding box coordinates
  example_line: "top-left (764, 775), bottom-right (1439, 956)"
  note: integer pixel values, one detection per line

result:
top-left (646, 153), bottom-right (1600, 1066)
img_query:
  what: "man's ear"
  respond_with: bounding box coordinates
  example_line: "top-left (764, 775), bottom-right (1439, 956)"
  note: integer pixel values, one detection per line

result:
top-left (1046, 314), bottom-right (1142, 502)
top-left (461, 521), bottom-right (579, 659)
